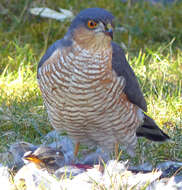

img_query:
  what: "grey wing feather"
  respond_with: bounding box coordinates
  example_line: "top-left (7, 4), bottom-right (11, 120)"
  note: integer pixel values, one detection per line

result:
top-left (111, 42), bottom-right (147, 112)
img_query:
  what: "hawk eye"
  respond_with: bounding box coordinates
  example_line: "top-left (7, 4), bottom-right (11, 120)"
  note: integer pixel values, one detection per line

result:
top-left (87, 20), bottom-right (97, 29)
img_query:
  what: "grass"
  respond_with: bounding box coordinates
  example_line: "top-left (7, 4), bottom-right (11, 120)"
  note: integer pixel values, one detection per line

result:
top-left (0, 0), bottom-right (182, 169)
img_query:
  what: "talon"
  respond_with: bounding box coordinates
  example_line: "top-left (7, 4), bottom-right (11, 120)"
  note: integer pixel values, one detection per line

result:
top-left (74, 142), bottom-right (80, 157)
top-left (115, 143), bottom-right (119, 159)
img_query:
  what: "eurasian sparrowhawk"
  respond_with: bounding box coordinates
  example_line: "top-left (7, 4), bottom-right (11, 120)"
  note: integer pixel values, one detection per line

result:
top-left (37, 8), bottom-right (169, 157)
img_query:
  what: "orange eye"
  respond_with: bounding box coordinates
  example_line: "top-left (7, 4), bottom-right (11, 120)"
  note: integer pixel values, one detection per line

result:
top-left (87, 20), bottom-right (97, 29)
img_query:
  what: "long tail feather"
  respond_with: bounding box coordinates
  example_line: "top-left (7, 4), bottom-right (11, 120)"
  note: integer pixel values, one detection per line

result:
top-left (136, 114), bottom-right (170, 141)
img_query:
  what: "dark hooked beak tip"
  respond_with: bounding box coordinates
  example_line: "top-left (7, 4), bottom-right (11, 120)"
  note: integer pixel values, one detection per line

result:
top-left (105, 29), bottom-right (113, 39)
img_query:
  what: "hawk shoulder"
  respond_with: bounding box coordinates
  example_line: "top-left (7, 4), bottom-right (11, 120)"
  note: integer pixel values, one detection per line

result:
top-left (37, 38), bottom-right (72, 78)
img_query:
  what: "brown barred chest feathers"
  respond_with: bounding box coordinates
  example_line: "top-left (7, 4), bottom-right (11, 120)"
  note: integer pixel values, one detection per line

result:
top-left (38, 42), bottom-right (141, 151)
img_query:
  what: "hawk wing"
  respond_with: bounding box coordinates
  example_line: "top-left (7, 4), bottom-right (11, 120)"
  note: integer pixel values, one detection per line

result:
top-left (111, 42), bottom-right (147, 112)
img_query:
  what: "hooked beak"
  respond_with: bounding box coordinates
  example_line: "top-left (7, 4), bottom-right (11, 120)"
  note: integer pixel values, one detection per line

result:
top-left (104, 23), bottom-right (113, 39)
top-left (105, 28), bottom-right (113, 39)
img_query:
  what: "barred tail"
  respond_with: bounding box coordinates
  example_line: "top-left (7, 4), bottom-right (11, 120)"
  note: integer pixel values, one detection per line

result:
top-left (136, 114), bottom-right (170, 141)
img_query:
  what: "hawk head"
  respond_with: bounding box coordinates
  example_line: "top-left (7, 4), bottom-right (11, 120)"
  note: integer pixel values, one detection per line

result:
top-left (66, 8), bottom-right (115, 51)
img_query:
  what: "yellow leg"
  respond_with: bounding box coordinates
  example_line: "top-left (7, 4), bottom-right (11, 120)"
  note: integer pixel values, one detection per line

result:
top-left (115, 143), bottom-right (119, 159)
top-left (74, 142), bottom-right (80, 157)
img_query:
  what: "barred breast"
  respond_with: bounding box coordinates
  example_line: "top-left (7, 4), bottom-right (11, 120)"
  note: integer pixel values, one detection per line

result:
top-left (38, 41), bottom-right (143, 152)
